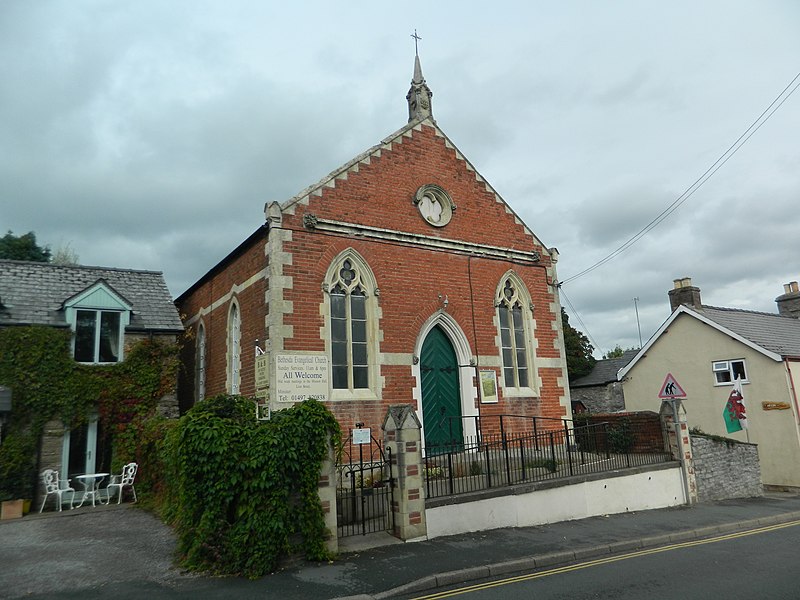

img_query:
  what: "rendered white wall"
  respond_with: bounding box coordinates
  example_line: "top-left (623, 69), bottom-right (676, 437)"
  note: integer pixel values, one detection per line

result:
top-left (425, 466), bottom-right (684, 539)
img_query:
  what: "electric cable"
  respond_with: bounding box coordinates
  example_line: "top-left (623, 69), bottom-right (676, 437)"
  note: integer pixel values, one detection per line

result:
top-left (559, 71), bottom-right (800, 287)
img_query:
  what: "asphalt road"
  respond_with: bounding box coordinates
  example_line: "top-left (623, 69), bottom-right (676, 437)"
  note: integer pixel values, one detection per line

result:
top-left (407, 520), bottom-right (800, 600)
top-left (3, 494), bottom-right (800, 600)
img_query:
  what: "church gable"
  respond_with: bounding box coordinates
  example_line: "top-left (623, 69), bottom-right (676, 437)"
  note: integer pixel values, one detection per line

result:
top-left (279, 119), bottom-right (549, 264)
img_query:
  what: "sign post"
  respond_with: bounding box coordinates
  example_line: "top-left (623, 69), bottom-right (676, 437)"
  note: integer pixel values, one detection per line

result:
top-left (657, 373), bottom-right (694, 504)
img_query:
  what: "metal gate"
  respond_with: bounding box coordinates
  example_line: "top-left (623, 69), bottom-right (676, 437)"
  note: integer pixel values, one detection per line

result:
top-left (336, 430), bottom-right (394, 538)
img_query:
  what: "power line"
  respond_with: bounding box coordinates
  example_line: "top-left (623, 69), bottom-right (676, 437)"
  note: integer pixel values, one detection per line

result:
top-left (559, 71), bottom-right (800, 287)
top-left (560, 286), bottom-right (603, 355)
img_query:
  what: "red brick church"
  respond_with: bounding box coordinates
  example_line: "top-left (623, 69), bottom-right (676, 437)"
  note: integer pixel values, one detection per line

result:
top-left (176, 52), bottom-right (572, 448)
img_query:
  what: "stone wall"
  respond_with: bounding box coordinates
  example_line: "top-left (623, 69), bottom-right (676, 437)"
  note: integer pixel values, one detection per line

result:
top-left (690, 433), bottom-right (762, 501)
top-left (570, 382), bottom-right (625, 413)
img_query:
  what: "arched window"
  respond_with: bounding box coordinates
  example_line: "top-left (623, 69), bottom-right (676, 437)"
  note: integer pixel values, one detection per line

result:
top-left (227, 301), bottom-right (241, 394)
top-left (496, 274), bottom-right (536, 392)
top-left (196, 321), bottom-right (206, 402)
top-left (324, 250), bottom-right (380, 398)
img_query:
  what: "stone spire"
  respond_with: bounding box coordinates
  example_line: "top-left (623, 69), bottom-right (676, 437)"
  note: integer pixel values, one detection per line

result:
top-left (406, 31), bottom-right (433, 122)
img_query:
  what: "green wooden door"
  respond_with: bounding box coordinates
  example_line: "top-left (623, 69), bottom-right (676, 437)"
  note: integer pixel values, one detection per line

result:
top-left (420, 326), bottom-right (463, 449)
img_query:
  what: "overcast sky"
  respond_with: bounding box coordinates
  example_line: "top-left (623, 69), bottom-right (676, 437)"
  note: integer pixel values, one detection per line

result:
top-left (2, 1), bottom-right (798, 357)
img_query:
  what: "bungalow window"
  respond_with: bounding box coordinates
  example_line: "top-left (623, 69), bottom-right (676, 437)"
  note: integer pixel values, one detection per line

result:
top-left (712, 359), bottom-right (747, 385)
top-left (74, 309), bottom-right (122, 363)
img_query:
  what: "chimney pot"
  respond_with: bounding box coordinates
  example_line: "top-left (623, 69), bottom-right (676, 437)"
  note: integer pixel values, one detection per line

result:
top-left (668, 277), bottom-right (702, 312)
top-left (776, 280), bottom-right (800, 318)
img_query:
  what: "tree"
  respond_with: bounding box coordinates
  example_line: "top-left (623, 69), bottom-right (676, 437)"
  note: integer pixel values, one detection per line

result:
top-left (602, 344), bottom-right (638, 359)
top-left (603, 345), bottom-right (625, 359)
top-left (51, 242), bottom-right (80, 266)
top-left (0, 231), bottom-right (51, 262)
top-left (561, 307), bottom-right (596, 381)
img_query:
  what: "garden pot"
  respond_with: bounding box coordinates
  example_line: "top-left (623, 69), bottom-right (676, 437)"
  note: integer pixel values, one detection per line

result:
top-left (1, 499), bottom-right (24, 520)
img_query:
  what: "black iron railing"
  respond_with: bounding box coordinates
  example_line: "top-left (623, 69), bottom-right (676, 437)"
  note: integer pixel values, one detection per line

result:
top-left (424, 419), bottom-right (673, 499)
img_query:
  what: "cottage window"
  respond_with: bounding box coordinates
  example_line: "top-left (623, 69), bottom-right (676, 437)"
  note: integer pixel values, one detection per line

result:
top-left (74, 309), bottom-right (122, 363)
top-left (712, 359), bottom-right (747, 385)
top-left (495, 274), bottom-right (537, 395)
top-left (325, 251), bottom-right (380, 399)
top-left (65, 280), bottom-right (132, 364)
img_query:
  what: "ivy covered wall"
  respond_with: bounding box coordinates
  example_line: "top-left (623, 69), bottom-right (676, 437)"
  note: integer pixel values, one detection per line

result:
top-left (0, 325), bottom-right (180, 501)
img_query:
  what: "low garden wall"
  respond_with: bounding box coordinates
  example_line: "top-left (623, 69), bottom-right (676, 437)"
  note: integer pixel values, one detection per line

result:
top-left (690, 433), bottom-right (762, 501)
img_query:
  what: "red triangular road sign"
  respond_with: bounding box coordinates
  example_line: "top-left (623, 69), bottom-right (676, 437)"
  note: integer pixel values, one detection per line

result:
top-left (658, 373), bottom-right (686, 398)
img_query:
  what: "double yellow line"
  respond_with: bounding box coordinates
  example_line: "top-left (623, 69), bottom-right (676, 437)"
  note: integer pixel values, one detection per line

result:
top-left (412, 519), bottom-right (800, 599)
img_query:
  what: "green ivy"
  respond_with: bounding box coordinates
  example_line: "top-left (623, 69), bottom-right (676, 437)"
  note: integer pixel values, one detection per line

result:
top-left (0, 326), bottom-right (179, 501)
top-left (608, 418), bottom-right (635, 454)
top-left (164, 395), bottom-right (341, 578)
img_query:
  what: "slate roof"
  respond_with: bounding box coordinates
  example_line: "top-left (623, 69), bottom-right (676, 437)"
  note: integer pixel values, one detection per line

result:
top-left (571, 350), bottom-right (638, 388)
top-left (0, 260), bottom-right (183, 333)
top-left (698, 305), bottom-right (800, 357)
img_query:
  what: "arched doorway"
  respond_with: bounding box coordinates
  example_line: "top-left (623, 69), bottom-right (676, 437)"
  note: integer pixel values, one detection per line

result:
top-left (420, 325), bottom-right (463, 449)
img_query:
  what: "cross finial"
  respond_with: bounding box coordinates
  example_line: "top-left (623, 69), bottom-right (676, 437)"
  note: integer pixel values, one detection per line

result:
top-left (411, 29), bottom-right (422, 56)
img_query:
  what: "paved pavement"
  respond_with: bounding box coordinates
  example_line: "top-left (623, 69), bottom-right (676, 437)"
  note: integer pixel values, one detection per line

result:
top-left (2, 492), bottom-right (800, 599)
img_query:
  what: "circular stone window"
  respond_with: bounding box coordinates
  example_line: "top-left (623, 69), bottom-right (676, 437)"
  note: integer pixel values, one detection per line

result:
top-left (413, 184), bottom-right (455, 227)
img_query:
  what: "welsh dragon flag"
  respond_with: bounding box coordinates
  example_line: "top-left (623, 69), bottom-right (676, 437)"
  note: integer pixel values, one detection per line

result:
top-left (723, 376), bottom-right (747, 433)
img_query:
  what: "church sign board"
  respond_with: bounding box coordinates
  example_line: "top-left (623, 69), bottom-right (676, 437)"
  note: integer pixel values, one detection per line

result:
top-left (275, 353), bottom-right (330, 404)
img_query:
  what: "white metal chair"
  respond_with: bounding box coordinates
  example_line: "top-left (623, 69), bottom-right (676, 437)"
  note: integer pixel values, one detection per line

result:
top-left (106, 462), bottom-right (138, 504)
top-left (39, 469), bottom-right (75, 512)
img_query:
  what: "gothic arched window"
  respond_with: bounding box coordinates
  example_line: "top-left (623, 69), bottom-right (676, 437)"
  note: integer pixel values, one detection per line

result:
top-left (196, 321), bottom-right (207, 402)
top-left (324, 250), bottom-right (380, 397)
top-left (227, 301), bottom-right (241, 394)
top-left (496, 274), bottom-right (536, 391)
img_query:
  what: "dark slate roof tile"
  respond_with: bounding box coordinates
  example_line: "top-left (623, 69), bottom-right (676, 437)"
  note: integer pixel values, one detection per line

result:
top-left (571, 349), bottom-right (638, 387)
top-left (0, 260), bottom-right (183, 332)
top-left (698, 305), bottom-right (800, 357)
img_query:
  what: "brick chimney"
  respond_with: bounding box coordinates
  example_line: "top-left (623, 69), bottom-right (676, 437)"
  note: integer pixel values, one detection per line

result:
top-left (668, 277), bottom-right (702, 312)
top-left (776, 281), bottom-right (800, 319)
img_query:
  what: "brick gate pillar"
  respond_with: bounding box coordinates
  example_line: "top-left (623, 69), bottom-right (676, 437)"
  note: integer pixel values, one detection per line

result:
top-left (383, 405), bottom-right (427, 541)
top-left (660, 399), bottom-right (698, 504)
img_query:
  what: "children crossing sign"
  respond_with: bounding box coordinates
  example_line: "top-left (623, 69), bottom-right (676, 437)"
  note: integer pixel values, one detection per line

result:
top-left (658, 373), bottom-right (687, 399)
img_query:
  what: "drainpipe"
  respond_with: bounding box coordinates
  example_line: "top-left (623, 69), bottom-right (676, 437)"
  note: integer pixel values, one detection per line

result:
top-left (784, 358), bottom-right (800, 424)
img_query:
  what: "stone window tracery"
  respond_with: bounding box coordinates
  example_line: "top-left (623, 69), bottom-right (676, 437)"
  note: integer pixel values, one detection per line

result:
top-left (324, 251), bottom-right (380, 399)
top-left (496, 274), bottom-right (536, 393)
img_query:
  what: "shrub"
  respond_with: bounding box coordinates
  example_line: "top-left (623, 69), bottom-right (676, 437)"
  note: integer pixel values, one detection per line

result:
top-left (164, 395), bottom-right (341, 578)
